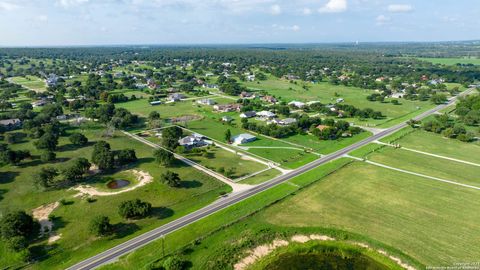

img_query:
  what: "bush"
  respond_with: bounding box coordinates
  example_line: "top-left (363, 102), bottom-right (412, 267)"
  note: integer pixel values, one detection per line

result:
top-left (89, 216), bottom-right (112, 236)
top-left (69, 133), bottom-right (88, 146)
top-left (40, 151), bottom-right (56, 162)
top-left (163, 256), bottom-right (188, 270)
top-left (118, 199), bottom-right (152, 219)
top-left (160, 171), bottom-right (181, 188)
top-left (154, 148), bottom-right (175, 166)
top-left (115, 149), bottom-right (137, 166)
top-left (0, 211), bottom-right (40, 241)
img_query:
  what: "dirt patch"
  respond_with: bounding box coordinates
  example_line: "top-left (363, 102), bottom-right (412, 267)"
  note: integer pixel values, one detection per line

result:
top-left (72, 169), bottom-right (153, 197)
top-left (234, 235), bottom-right (416, 270)
top-left (32, 202), bottom-right (59, 236)
top-left (48, 233), bottom-right (62, 244)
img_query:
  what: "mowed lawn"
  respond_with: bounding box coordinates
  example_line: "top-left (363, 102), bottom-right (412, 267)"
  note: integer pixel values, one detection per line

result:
top-left (242, 77), bottom-right (432, 125)
top-left (258, 161), bottom-right (480, 265)
top-left (388, 129), bottom-right (480, 164)
top-left (0, 122), bottom-right (229, 269)
top-left (10, 76), bottom-right (47, 92)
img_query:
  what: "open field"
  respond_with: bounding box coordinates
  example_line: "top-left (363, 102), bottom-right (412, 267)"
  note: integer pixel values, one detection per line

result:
top-left (0, 122), bottom-right (230, 269)
top-left (259, 161), bottom-right (480, 266)
top-left (242, 76), bottom-right (433, 127)
top-left (10, 76), bottom-right (47, 92)
top-left (419, 57), bottom-right (480, 66)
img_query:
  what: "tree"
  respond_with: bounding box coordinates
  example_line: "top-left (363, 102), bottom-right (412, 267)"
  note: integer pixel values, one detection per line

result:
top-left (34, 133), bottom-right (59, 151)
top-left (115, 149), bottom-right (137, 166)
top-left (161, 126), bottom-right (183, 150)
top-left (34, 167), bottom-right (59, 189)
top-left (160, 171), bottom-right (181, 187)
top-left (69, 133), bottom-right (88, 146)
top-left (0, 149), bottom-right (31, 165)
top-left (224, 129), bottom-right (231, 143)
top-left (118, 199), bottom-right (152, 219)
top-left (430, 93), bottom-right (448, 104)
top-left (92, 141), bottom-right (114, 171)
top-left (0, 211), bottom-right (39, 240)
top-left (61, 158), bottom-right (91, 184)
top-left (153, 149), bottom-right (175, 166)
top-left (148, 111), bottom-right (160, 121)
top-left (89, 216), bottom-right (112, 237)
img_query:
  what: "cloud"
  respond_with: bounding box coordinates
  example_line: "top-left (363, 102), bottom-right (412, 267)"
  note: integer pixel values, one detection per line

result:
top-left (318, 0), bottom-right (347, 13)
top-left (272, 24), bottom-right (301, 32)
top-left (302, 7), bottom-right (312, 15)
top-left (57, 0), bottom-right (89, 8)
top-left (270, 4), bottom-right (281, 15)
top-left (376, 14), bottom-right (390, 25)
top-left (0, 1), bottom-right (20, 11)
top-left (36, 15), bottom-right (48, 22)
top-left (387, 4), bottom-right (413, 13)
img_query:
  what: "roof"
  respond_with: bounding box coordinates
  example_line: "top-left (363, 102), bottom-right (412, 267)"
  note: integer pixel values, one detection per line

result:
top-left (233, 133), bottom-right (256, 140)
top-left (257, 111), bottom-right (276, 117)
top-left (241, 111), bottom-right (257, 117)
top-left (282, 118), bottom-right (297, 124)
top-left (316, 125), bottom-right (330, 131)
top-left (0, 118), bottom-right (21, 126)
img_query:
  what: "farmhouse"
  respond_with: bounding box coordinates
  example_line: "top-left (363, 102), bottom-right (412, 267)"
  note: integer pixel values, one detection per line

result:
top-left (240, 111), bottom-right (257, 118)
top-left (232, 133), bottom-right (257, 144)
top-left (197, 99), bottom-right (217, 105)
top-left (0, 118), bottom-right (22, 130)
top-left (168, 93), bottom-right (186, 102)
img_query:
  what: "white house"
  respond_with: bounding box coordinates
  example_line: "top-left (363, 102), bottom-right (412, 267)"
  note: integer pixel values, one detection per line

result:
top-left (196, 99), bottom-right (217, 106)
top-left (232, 133), bottom-right (257, 144)
top-left (257, 111), bottom-right (276, 118)
top-left (288, 101), bottom-right (306, 108)
top-left (246, 75), bottom-right (255, 81)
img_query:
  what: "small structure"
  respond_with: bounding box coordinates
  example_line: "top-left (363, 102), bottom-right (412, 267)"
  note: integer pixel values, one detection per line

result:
top-left (279, 118), bottom-right (297, 126)
top-left (306, 101), bottom-right (321, 106)
top-left (178, 133), bottom-right (210, 149)
top-left (240, 91), bottom-right (254, 99)
top-left (240, 111), bottom-right (256, 118)
top-left (150, 101), bottom-right (162, 106)
top-left (147, 79), bottom-right (157, 90)
top-left (32, 99), bottom-right (48, 107)
top-left (336, 98), bottom-right (344, 103)
top-left (46, 74), bottom-right (59, 87)
top-left (221, 116), bottom-right (233, 122)
top-left (316, 125), bottom-right (330, 131)
top-left (257, 111), bottom-right (276, 119)
top-left (202, 83), bottom-right (219, 89)
top-left (0, 118), bottom-right (22, 130)
top-left (232, 133), bottom-right (257, 144)
top-left (196, 99), bottom-right (217, 106)
top-left (288, 101), bottom-right (306, 108)
top-left (246, 75), bottom-right (255, 81)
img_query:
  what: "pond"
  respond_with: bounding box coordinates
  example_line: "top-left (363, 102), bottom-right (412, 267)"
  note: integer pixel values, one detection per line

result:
top-left (106, 179), bottom-right (130, 189)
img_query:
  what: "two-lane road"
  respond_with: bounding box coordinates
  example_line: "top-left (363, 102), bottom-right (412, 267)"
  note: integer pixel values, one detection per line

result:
top-left (67, 91), bottom-right (468, 270)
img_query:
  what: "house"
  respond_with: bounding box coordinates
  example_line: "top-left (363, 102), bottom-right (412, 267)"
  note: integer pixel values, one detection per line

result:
top-left (114, 72), bottom-right (124, 78)
top-left (391, 93), bottom-right (405, 99)
top-left (205, 73), bottom-right (214, 77)
top-left (197, 99), bottom-right (217, 106)
top-left (221, 116), bottom-right (233, 122)
top-left (279, 118), bottom-right (297, 126)
top-left (169, 93), bottom-right (186, 102)
top-left (246, 74), bottom-right (255, 81)
top-left (288, 101), bottom-right (306, 108)
top-left (0, 118), bottom-right (22, 130)
top-left (232, 133), bottom-right (257, 144)
top-left (213, 103), bottom-right (242, 113)
top-left (178, 134), bottom-right (210, 149)
top-left (261, 95), bottom-right (278, 104)
top-left (336, 98), bottom-right (344, 103)
top-left (375, 77), bottom-right (386, 82)
top-left (240, 91), bottom-right (254, 99)
top-left (284, 74), bottom-right (299, 80)
top-left (240, 111), bottom-right (256, 118)
top-left (46, 74), bottom-right (59, 87)
top-left (150, 101), bottom-right (162, 106)
top-left (147, 79), bottom-right (157, 90)
top-left (257, 111), bottom-right (276, 119)
top-left (338, 75), bottom-right (349, 81)
top-left (316, 125), bottom-right (330, 131)
top-left (202, 83), bottom-right (219, 89)
top-left (32, 99), bottom-right (48, 107)
top-left (306, 101), bottom-right (321, 106)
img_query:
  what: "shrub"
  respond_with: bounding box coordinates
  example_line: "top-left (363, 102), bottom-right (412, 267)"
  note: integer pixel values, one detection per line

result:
top-left (69, 133), bottom-right (88, 146)
top-left (89, 216), bottom-right (112, 236)
top-left (160, 171), bottom-right (181, 188)
top-left (118, 199), bottom-right (152, 219)
top-left (40, 151), bottom-right (56, 162)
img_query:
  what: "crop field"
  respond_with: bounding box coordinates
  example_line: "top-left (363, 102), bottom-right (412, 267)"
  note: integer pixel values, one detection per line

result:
top-left (242, 76), bottom-right (433, 127)
top-left (0, 122), bottom-right (229, 269)
top-left (10, 76), bottom-right (47, 92)
top-left (419, 57), bottom-right (480, 66)
top-left (259, 161), bottom-right (480, 266)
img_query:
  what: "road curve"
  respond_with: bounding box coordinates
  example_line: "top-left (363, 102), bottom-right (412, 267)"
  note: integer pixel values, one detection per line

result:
top-left (67, 94), bottom-right (462, 270)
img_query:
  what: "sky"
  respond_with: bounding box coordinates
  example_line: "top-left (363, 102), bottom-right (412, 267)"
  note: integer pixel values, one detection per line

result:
top-left (0, 0), bottom-right (478, 46)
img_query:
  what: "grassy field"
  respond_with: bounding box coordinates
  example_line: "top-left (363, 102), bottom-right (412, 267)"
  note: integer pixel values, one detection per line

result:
top-left (0, 122), bottom-right (230, 269)
top-left (259, 161), bottom-right (480, 266)
top-left (242, 76), bottom-right (433, 127)
top-left (10, 76), bottom-right (47, 92)
top-left (385, 129), bottom-right (480, 163)
top-left (419, 57), bottom-right (480, 66)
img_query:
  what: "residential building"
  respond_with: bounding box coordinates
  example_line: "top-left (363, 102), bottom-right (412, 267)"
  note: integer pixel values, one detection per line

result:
top-left (169, 93), bottom-right (186, 102)
top-left (0, 118), bottom-right (22, 130)
top-left (232, 133), bottom-right (257, 144)
top-left (288, 101), bottom-right (306, 108)
top-left (257, 110), bottom-right (276, 119)
top-left (221, 116), bottom-right (233, 122)
top-left (178, 134), bottom-right (210, 149)
top-left (261, 95), bottom-right (278, 104)
top-left (150, 101), bottom-right (162, 106)
top-left (213, 103), bottom-right (242, 112)
top-left (240, 111), bottom-right (256, 118)
top-left (246, 74), bottom-right (255, 81)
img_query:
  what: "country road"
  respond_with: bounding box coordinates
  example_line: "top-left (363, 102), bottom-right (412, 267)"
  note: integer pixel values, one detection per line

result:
top-left (66, 90), bottom-right (471, 270)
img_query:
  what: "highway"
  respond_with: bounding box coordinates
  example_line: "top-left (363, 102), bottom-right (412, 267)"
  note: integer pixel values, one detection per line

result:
top-left (67, 93), bottom-right (464, 270)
